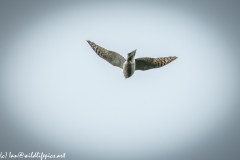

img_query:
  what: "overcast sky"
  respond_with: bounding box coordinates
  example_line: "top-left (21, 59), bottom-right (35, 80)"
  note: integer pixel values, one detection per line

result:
top-left (0, 1), bottom-right (240, 160)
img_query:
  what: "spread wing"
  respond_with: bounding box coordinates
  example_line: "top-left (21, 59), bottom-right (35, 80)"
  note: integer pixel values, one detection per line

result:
top-left (135, 56), bottom-right (178, 71)
top-left (87, 40), bottom-right (126, 69)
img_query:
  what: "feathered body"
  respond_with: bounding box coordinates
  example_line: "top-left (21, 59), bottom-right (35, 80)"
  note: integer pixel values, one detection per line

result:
top-left (123, 54), bottom-right (136, 78)
top-left (87, 40), bottom-right (177, 78)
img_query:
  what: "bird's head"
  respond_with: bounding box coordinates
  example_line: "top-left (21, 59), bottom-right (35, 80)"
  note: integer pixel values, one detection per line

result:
top-left (127, 49), bottom-right (136, 62)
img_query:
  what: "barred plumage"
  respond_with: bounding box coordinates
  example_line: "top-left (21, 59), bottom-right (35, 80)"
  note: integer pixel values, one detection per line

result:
top-left (86, 40), bottom-right (178, 78)
top-left (135, 56), bottom-right (178, 71)
top-left (87, 40), bottom-right (126, 69)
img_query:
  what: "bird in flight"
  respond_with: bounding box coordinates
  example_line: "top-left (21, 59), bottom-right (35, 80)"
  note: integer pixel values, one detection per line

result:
top-left (87, 40), bottom-right (178, 78)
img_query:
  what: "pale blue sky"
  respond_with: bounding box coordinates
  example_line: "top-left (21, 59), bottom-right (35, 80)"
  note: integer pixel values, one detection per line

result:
top-left (0, 1), bottom-right (240, 160)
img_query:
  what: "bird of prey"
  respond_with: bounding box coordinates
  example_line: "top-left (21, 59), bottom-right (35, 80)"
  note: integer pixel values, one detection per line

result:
top-left (87, 40), bottom-right (178, 78)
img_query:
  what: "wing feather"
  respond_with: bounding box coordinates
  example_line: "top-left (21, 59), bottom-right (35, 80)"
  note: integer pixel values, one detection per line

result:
top-left (87, 40), bottom-right (126, 69)
top-left (135, 56), bottom-right (178, 71)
